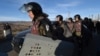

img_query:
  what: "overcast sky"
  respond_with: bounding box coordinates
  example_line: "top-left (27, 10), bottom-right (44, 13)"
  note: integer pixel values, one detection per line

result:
top-left (0, 0), bottom-right (100, 21)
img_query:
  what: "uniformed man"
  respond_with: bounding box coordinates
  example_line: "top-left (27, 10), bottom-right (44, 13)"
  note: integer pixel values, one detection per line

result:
top-left (20, 2), bottom-right (53, 37)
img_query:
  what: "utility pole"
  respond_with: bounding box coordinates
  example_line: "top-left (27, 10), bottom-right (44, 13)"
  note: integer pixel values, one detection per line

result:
top-left (89, 15), bottom-right (90, 18)
top-left (68, 11), bottom-right (70, 18)
top-left (98, 14), bottom-right (99, 21)
top-left (91, 14), bottom-right (93, 19)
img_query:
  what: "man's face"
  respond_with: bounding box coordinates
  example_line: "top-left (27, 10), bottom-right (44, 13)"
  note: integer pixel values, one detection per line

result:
top-left (56, 17), bottom-right (60, 21)
top-left (74, 21), bottom-right (81, 32)
top-left (28, 11), bottom-right (34, 20)
top-left (75, 17), bottom-right (79, 22)
top-left (67, 19), bottom-right (71, 23)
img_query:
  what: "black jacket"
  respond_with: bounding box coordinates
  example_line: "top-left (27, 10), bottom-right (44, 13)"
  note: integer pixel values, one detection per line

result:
top-left (72, 25), bottom-right (96, 56)
top-left (52, 21), bottom-right (66, 40)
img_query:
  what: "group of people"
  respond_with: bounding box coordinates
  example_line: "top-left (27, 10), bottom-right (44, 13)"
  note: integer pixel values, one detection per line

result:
top-left (52, 14), bottom-right (97, 56)
top-left (19, 2), bottom-right (98, 56)
top-left (95, 21), bottom-right (100, 34)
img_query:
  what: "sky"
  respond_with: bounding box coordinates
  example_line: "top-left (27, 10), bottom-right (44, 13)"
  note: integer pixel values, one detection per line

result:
top-left (0, 0), bottom-right (100, 21)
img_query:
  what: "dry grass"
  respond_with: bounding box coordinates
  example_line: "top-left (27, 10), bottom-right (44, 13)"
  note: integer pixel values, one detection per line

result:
top-left (0, 22), bottom-right (32, 39)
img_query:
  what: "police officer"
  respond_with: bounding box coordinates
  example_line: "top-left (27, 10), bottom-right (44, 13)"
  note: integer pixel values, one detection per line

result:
top-left (20, 2), bottom-right (53, 37)
top-left (52, 15), bottom-right (68, 40)
top-left (72, 14), bottom-right (96, 56)
top-left (13, 2), bottom-right (53, 53)
top-left (3, 23), bottom-right (12, 40)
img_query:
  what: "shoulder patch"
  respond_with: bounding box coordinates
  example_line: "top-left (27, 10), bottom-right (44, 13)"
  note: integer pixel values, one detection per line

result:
top-left (45, 25), bottom-right (49, 31)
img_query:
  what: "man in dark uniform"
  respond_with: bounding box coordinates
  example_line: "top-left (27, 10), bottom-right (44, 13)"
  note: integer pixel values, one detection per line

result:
top-left (13, 2), bottom-right (53, 53)
top-left (20, 2), bottom-right (53, 37)
top-left (72, 14), bottom-right (96, 56)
